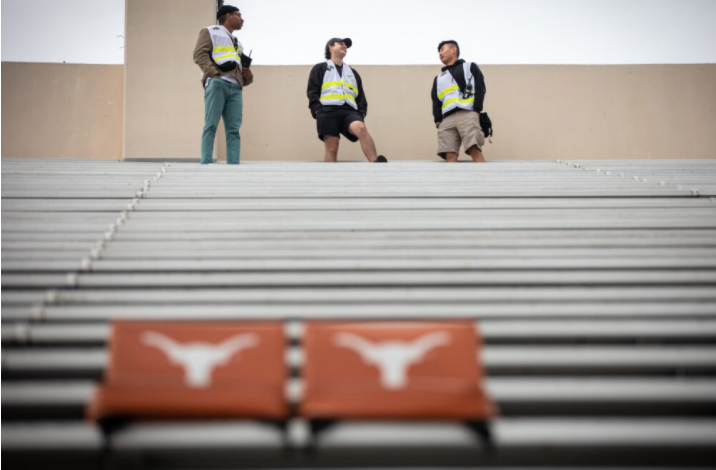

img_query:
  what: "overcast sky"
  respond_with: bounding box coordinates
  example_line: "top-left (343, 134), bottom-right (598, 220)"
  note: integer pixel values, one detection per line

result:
top-left (2, 0), bottom-right (716, 65)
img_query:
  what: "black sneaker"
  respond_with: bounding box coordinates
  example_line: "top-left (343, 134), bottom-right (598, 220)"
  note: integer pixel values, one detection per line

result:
top-left (375, 155), bottom-right (388, 163)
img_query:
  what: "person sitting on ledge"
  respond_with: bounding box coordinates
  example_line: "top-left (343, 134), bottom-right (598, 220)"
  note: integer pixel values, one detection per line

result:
top-left (307, 38), bottom-right (387, 163)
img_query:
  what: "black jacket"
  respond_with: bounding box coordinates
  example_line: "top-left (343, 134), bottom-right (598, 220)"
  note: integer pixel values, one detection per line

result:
top-left (431, 59), bottom-right (486, 123)
top-left (307, 61), bottom-right (368, 119)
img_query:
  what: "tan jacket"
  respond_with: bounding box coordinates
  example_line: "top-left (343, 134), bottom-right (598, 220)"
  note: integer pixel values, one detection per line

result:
top-left (193, 27), bottom-right (253, 88)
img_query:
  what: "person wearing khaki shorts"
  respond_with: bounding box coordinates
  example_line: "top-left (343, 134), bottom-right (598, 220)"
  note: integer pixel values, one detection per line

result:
top-left (431, 40), bottom-right (487, 163)
top-left (438, 110), bottom-right (485, 161)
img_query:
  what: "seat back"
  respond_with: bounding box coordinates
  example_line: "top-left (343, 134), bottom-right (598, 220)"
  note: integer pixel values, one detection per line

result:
top-left (87, 321), bottom-right (288, 421)
top-left (300, 321), bottom-right (494, 420)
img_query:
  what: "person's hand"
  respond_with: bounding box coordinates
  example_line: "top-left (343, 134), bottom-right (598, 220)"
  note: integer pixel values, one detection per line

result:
top-left (242, 68), bottom-right (253, 79)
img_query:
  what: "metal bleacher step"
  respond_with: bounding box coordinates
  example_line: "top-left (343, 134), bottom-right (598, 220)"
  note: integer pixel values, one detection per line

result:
top-left (4, 319), bottom-right (716, 346)
top-left (5, 286), bottom-right (716, 304)
top-left (4, 377), bottom-right (716, 421)
top-left (3, 419), bottom-right (716, 468)
top-left (6, 258), bottom-right (716, 271)
top-left (6, 270), bottom-right (716, 290)
top-left (4, 158), bottom-right (716, 468)
top-left (3, 302), bottom-right (715, 322)
top-left (3, 345), bottom-right (716, 379)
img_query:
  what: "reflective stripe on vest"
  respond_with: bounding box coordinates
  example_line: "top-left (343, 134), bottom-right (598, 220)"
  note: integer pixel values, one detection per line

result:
top-left (320, 60), bottom-right (359, 110)
top-left (436, 62), bottom-right (476, 115)
top-left (206, 25), bottom-right (243, 71)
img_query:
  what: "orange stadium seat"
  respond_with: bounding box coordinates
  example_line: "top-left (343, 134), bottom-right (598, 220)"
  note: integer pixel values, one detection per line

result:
top-left (86, 321), bottom-right (289, 422)
top-left (300, 321), bottom-right (495, 421)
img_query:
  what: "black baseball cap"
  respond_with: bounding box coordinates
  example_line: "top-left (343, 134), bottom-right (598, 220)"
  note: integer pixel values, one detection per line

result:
top-left (217, 5), bottom-right (239, 19)
top-left (327, 38), bottom-right (352, 48)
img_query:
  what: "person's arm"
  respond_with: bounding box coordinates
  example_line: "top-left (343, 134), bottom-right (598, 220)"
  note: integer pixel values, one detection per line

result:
top-left (307, 63), bottom-right (325, 119)
top-left (431, 77), bottom-right (443, 124)
top-left (471, 62), bottom-right (486, 113)
top-left (193, 28), bottom-right (221, 78)
top-left (353, 68), bottom-right (368, 118)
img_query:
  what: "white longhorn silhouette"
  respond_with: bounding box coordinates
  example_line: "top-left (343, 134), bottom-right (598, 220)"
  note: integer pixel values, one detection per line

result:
top-left (334, 331), bottom-right (452, 389)
top-left (142, 331), bottom-right (259, 388)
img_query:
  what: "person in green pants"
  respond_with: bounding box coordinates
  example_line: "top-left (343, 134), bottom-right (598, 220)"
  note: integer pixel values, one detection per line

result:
top-left (192, 5), bottom-right (253, 164)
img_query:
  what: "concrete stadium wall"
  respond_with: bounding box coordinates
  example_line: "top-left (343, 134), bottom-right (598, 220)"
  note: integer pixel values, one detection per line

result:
top-left (122, 0), bottom-right (215, 160)
top-left (1, 62), bottom-right (123, 160)
top-left (4, 4), bottom-right (716, 163)
top-left (240, 63), bottom-right (716, 161)
top-left (121, 0), bottom-right (716, 162)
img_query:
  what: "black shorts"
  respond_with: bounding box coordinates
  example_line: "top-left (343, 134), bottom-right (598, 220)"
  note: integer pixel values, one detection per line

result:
top-left (317, 106), bottom-right (363, 142)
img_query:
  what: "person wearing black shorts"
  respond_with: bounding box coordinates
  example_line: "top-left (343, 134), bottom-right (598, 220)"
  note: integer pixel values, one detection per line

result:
top-left (307, 38), bottom-right (387, 163)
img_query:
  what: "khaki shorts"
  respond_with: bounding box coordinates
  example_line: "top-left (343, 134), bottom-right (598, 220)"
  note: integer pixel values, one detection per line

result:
top-left (437, 109), bottom-right (485, 158)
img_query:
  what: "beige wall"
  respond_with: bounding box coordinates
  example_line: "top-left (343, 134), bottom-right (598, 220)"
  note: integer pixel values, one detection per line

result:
top-left (1, 62), bottom-right (123, 160)
top-left (239, 64), bottom-right (716, 161)
top-left (119, 0), bottom-right (716, 162)
top-left (3, 32), bottom-right (715, 162)
top-left (123, 0), bottom-right (215, 160)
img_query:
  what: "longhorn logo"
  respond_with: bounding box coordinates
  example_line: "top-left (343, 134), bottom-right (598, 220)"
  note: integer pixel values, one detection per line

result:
top-left (334, 331), bottom-right (452, 389)
top-left (142, 331), bottom-right (259, 388)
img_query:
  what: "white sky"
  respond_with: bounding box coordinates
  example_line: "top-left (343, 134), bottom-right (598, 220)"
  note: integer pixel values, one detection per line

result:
top-left (2, 0), bottom-right (716, 65)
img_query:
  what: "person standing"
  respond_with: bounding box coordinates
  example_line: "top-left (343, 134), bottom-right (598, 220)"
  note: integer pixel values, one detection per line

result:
top-left (307, 38), bottom-right (387, 163)
top-left (193, 5), bottom-right (253, 164)
top-left (431, 40), bottom-right (487, 163)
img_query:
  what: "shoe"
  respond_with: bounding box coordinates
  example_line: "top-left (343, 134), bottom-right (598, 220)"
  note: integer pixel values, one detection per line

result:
top-left (375, 155), bottom-right (388, 163)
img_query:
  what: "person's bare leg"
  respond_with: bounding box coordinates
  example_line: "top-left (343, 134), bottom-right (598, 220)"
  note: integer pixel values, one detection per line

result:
top-left (466, 145), bottom-right (485, 163)
top-left (324, 136), bottom-right (339, 162)
top-left (348, 121), bottom-right (378, 162)
top-left (445, 152), bottom-right (459, 163)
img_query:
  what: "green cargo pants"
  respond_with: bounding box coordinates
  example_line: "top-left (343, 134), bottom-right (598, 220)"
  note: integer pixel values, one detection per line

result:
top-left (201, 78), bottom-right (243, 164)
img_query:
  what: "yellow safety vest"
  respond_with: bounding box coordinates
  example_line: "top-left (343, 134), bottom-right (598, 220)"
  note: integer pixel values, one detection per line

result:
top-left (207, 25), bottom-right (243, 71)
top-left (320, 60), bottom-right (359, 110)
top-left (436, 62), bottom-right (476, 115)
